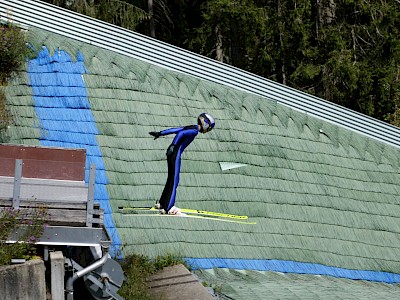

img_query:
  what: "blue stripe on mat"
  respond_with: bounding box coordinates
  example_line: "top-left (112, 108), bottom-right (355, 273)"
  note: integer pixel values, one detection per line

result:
top-left (186, 258), bottom-right (400, 284)
top-left (28, 47), bottom-right (121, 257)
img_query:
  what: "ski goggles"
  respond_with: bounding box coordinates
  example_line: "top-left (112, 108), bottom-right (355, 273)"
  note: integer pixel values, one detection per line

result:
top-left (198, 116), bottom-right (213, 132)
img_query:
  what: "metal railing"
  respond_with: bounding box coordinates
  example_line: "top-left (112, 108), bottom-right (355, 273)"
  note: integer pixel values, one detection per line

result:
top-left (1, 0), bottom-right (400, 148)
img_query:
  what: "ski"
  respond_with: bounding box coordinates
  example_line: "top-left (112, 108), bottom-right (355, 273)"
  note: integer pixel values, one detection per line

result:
top-left (121, 212), bottom-right (256, 225)
top-left (118, 206), bottom-right (248, 220)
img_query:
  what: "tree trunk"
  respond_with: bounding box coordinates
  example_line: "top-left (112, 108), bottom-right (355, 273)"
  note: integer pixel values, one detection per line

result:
top-left (215, 25), bottom-right (223, 62)
top-left (148, 0), bottom-right (155, 38)
top-left (317, 0), bottom-right (336, 26)
top-left (277, 0), bottom-right (287, 85)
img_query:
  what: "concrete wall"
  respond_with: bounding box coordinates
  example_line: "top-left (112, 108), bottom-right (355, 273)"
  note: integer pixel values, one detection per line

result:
top-left (0, 259), bottom-right (46, 300)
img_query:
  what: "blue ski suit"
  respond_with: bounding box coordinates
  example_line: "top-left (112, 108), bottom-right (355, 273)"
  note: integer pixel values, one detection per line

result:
top-left (158, 125), bottom-right (199, 211)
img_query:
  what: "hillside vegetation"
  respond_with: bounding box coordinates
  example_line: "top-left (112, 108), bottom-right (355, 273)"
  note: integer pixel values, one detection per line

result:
top-left (42, 0), bottom-right (400, 127)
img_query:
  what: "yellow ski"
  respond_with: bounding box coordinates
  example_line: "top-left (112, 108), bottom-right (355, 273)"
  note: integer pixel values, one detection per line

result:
top-left (118, 206), bottom-right (248, 220)
top-left (121, 213), bottom-right (256, 225)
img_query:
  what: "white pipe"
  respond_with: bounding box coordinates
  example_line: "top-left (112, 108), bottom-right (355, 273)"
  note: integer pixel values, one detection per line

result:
top-left (65, 247), bottom-right (109, 300)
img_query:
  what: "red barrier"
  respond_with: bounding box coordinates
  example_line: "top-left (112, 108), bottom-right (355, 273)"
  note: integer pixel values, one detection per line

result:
top-left (0, 144), bottom-right (86, 181)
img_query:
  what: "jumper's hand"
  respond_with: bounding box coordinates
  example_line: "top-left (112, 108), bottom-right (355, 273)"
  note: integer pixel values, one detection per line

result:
top-left (166, 144), bottom-right (175, 156)
top-left (149, 131), bottom-right (161, 140)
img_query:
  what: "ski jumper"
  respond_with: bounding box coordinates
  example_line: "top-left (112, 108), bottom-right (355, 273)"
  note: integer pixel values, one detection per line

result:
top-left (158, 125), bottom-right (199, 211)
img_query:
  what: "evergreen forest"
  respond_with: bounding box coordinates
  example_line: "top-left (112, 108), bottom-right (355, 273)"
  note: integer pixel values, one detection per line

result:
top-left (43, 0), bottom-right (400, 127)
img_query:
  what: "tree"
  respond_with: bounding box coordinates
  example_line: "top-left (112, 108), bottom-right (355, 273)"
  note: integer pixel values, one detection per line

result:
top-left (188, 0), bottom-right (268, 71)
top-left (42, 0), bottom-right (147, 31)
top-left (302, 0), bottom-right (400, 119)
top-left (1, 24), bottom-right (33, 140)
top-left (38, 0), bottom-right (400, 126)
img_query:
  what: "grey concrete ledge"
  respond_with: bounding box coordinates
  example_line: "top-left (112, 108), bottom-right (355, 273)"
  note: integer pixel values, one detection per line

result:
top-left (147, 264), bottom-right (214, 300)
top-left (0, 259), bottom-right (46, 300)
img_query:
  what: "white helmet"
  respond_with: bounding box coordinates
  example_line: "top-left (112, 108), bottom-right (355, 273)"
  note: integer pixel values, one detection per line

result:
top-left (198, 113), bottom-right (215, 133)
